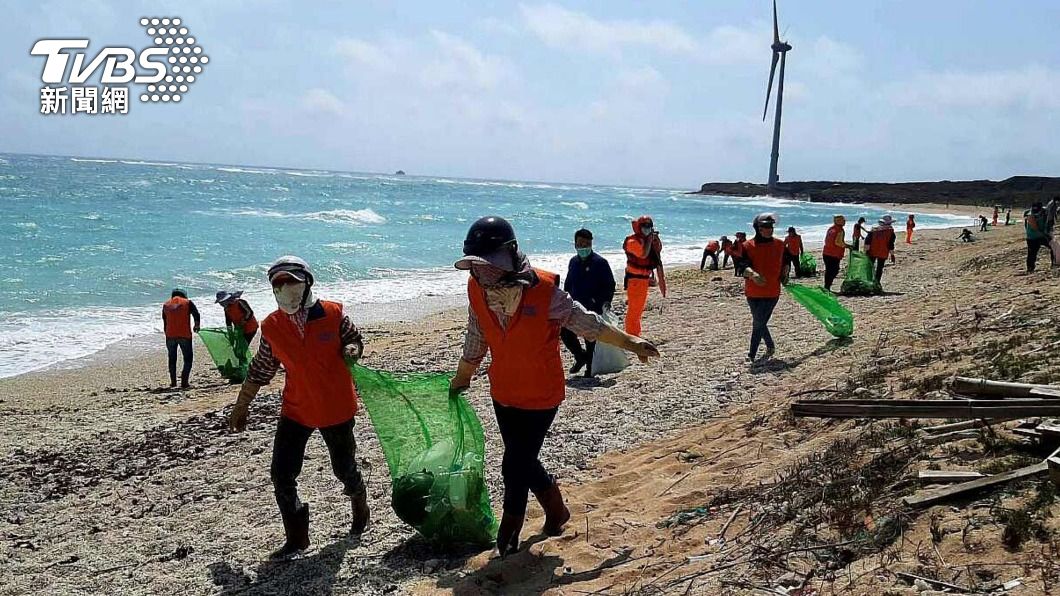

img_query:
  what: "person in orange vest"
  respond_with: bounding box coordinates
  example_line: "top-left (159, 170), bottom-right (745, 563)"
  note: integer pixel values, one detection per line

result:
top-left (700, 239), bottom-right (721, 271)
top-left (905, 214), bottom-right (916, 244)
top-left (783, 227), bottom-right (804, 277)
top-left (992, 206), bottom-right (1000, 227)
top-left (449, 216), bottom-right (660, 557)
top-left (622, 216), bottom-right (663, 336)
top-left (215, 290), bottom-right (259, 345)
top-left (852, 217), bottom-right (867, 251)
top-left (867, 215), bottom-right (898, 286)
top-left (734, 213), bottom-right (789, 364)
top-left (227, 256), bottom-right (369, 559)
top-left (162, 288), bottom-right (200, 388)
top-left (719, 236), bottom-right (734, 269)
top-left (731, 231), bottom-right (748, 276)
top-left (822, 215), bottom-right (848, 292)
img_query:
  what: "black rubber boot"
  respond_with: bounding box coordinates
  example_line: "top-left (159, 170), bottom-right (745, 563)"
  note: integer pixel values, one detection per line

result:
top-left (350, 483), bottom-right (370, 535)
top-left (269, 503), bottom-right (310, 560)
top-left (495, 512), bottom-right (524, 558)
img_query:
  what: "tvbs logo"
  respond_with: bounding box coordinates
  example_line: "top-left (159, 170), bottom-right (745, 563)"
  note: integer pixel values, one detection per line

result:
top-left (31, 17), bottom-right (208, 115)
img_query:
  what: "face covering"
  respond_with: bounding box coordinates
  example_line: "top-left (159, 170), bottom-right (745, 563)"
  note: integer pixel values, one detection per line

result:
top-left (576, 247), bottom-right (592, 259)
top-left (274, 282), bottom-right (310, 314)
top-left (641, 226), bottom-right (653, 236)
top-left (484, 286), bottom-right (523, 316)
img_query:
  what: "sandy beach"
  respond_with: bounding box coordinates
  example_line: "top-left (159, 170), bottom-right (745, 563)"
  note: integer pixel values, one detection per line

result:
top-left (3, 216), bottom-right (1058, 595)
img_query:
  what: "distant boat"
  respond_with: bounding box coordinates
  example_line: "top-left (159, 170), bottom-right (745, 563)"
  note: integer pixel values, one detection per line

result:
top-left (394, 170), bottom-right (406, 176)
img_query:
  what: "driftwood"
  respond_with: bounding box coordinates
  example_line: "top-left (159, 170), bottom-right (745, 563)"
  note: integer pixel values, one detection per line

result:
top-left (792, 399), bottom-right (1060, 419)
top-left (895, 571), bottom-right (972, 593)
top-left (921, 429), bottom-right (980, 445)
top-left (918, 419), bottom-right (1012, 435)
top-left (903, 462), bottom-right (1048, 507)
top-left (917, 470), bottom-right (985, 483)
top-left (951, 376), bottom-right (1060, 399)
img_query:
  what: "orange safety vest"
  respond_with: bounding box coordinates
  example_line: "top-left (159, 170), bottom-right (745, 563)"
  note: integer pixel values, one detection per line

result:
top-left (823, 225), bottom-right (845, 259)
top-left (868, 228), bottom-right (896, 260)
top-left (784, 235), bottom-right (802, 256)
top-left (706, 240), bottom-right (720, 253)
top-left (163, 296), bottom-right (193, 339)
top-left (467, 268), bottom-right (566, 410)
top-left (225, 301), bottom-right (259, 335)
top-left (743, 238), bottom-right (786, 299)
top-left (261, 300), bottom-right (358, 428)
top-left (623, 234), bottom-right (657, 279)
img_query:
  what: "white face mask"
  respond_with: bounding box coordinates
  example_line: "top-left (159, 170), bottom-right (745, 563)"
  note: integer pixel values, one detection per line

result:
top-left (274, 282), bottom-right (310, 314)
top-left (484, 286), bottom-right (523, 316)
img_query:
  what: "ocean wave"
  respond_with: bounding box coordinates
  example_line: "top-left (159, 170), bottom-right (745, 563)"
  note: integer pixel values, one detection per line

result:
top-left (70, 158), bottom-right (118, 164)
top-left (216, 166), bottom-right (279, 175)
top-left (301, 209), bottom-right (386, 225)
top-left (561, 201), bottom-right (589, 210)
top-left (120, 160), bottom-right (179, 167)
top-left (14, 222), bottom-right (38, 229)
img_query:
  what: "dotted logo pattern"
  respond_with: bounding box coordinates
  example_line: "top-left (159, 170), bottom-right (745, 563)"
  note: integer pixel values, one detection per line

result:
top-left (137, 17), bottom-right (207, 103)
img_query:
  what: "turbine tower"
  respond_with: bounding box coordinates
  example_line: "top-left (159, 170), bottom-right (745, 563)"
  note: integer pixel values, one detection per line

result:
top-left (762, 0), bottom-right (792, 192)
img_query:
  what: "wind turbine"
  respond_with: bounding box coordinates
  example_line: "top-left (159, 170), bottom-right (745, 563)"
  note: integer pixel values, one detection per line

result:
top-left (762, 0), bottom-right (792, 192)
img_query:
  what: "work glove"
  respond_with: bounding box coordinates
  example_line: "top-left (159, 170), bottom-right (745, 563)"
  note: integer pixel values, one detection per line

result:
top-left (343, 342), bottom-right (363, 363)
top-left (228, 382), bottom-right (259, 433)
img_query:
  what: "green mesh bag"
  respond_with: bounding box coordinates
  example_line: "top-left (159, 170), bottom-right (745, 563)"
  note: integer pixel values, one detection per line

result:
top-left (783, 283), bottom-right (854, 338)
top-left (798, 253), bottom-right (818, 276)
top-left (350, 364), bottom-right (497, 547)
top-left (841, 250), bottom-right (882, 295)
top-left (197, 327), bottom-right (252, 382)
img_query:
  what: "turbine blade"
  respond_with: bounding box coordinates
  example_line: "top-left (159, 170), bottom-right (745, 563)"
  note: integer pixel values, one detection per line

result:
top-left (773, 0), bottom-right (780, 44)
top-left (763, 51), bottom-right (779, 121)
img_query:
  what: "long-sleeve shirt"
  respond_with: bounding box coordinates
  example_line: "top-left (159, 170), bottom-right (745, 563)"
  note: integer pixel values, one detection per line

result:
top-left (563, 252), bottom-right (616, 315)
top-left (246, 302), bottom-right (363, 386)
top-left (462, 285), bottom-right (606, 367)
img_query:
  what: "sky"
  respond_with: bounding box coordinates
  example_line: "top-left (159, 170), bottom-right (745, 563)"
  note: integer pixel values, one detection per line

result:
top-left (1, 0), bottom-right (1058, 188)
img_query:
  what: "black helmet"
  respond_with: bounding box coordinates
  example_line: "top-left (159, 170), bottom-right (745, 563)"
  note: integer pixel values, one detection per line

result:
top-left (463, 216), bottom-right (517, 257)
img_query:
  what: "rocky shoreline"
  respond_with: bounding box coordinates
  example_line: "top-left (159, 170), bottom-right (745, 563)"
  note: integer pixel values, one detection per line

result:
top-left (694, 176), bottom-right (1060, 207)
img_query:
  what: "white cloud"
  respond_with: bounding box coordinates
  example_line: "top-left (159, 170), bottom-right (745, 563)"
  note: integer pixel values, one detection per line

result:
top-left (519, 3), bottom-right (697, 56)
top-left (803, 36), bottom-right (863, 79)
top-left (334, 38), bottom-right (392, 70)
top-left (300, 88), bottom-right (344, 116)
top-left (889, 65), bottom-right (1060, 110)
top-left (422, 30), bottom-right (512, 90)
top-left (615, 66), bottom-right (669, 95)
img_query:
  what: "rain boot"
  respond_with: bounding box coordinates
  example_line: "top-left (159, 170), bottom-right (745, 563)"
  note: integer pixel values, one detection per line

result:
top-left (495, 512), bottom-right (524, 558)
top-left (269, 503), bottom-right (310, 560)
top-left (350, 483), bottom-right (370, 535)
top-left (533, 478), bottom-right (571, 536)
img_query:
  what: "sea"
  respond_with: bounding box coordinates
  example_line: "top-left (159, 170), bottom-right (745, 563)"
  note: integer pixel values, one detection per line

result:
top-left (0, 153), bottom-right (970, 378)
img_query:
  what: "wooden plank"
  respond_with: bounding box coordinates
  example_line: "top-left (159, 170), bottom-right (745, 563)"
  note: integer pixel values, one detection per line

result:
top-left (921, 429), bottom-right (980, 445)
top-left (903, 462), bottom-right (1048, 508)
top-left (1012, 427), bottom-right (1044, 439)
top-left (951, 377), bottom-right (1060, 399)
top-left (918, 470), bottom-right (985, 483)
top-left (919, 419), bottom-right (1013, 435)
top-left (1049, 456), bottom-right (1060, 488)
top-left (895, 572), bottom-right (970, 593)
top-left (1036, 422), bottom-right (1060, 438)
top-left (1032, 387), bottom-right (1060, 398)
top-left (792, 399), bottom-right (1060, 419)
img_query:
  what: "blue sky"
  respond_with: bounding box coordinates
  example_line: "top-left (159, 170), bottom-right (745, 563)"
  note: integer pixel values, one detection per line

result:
top-left (1, 1), bottom-right (1058, 187)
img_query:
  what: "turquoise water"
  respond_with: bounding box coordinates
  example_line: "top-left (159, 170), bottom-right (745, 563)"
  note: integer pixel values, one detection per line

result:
top-left (0, 153), bottom-right (967, 377)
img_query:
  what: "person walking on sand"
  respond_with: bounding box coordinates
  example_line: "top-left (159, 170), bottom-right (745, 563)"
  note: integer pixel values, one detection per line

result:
top-left (852, 217), bottom-right (866, 251)
top-left (867, 216), bottom-right (897, 287)
top-left (735, 213), bottom-right (789, 365)
top-left (215, 290), bottom-right (259, 345)
top-left (905, 214), bottom-right (916, 244)
top-left (162, 288), bottom-right (200, 388)
top-left (227, 256), bottom-right (370, 559)
top-left (562, 228), bottom-right (616, 377)
top-left (992, 206), bottom-right (1000, 227)
top-left (979, 215), bottom-right (989, 233)
top-left (622, 216), bottom-right (663, 337)
top-left (700, 239), bottom-right (721, 271)
top-left (731, 232), bottom-right (749, 277)
top-left (720, 236), bottom-right (734, 269)
top-left (783, 227), bottom-right (804, 277)
top-left (448, 216), bottom-right (659, 557)
top-left (1024, 202), bottom-right (1052, 273)
top-left (822, 215), bottom-right (848, 292)
top-left (1006, 209), bottom-right (1013, 226)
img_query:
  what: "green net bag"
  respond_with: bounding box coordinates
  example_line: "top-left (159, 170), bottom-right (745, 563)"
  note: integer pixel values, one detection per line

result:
top-left (197, 327), bottom-right (252, 382)
top-left (783, 283), bottom-right (854, 338)
top-left (350, 364), bottom-right (497, 547)
top-left (840, 251), bottom-right (881, 295)
top-left (798, 253), bottom-right (818, 276)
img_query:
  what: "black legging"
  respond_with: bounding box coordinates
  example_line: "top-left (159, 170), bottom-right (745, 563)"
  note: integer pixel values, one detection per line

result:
top-left (270, 416), bottom-right (363, 516)
top-left (560, 328), bottom-right (596, 372)
top-left (166, 337), bottom-right (193, 385)
top-left (823, 255), bottom-right (842, 290)
top-left (872, 257), bottom-right (887, 284)
top-left (1027, 238), bottom-right (1049, 272)
top-left (700, 250), bottom-right (718, 271)
top-left (493, 401), bottom-right (558, 515)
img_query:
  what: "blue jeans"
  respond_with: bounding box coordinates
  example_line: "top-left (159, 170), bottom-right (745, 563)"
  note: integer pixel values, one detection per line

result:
top-left (166, 337), bottom-right (193, 386)
top-left (747, 297), bottom-right (779, 359)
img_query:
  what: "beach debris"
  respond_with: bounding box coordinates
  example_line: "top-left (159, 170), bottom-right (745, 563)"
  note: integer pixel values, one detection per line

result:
top-left (791, 398), bottom-right (1060, 419)
top-left (949, 376), bottom-right (1060, 399)
top-left (917, 470), bottom-right (985, 483)
top-left (903, 461), bottom-right (1049, 508)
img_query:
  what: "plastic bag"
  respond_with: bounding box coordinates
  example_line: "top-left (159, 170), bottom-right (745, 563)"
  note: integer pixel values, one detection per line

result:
top-left (197, 327), bottom-right (252, 382)
top-left (798, 253), bottom-right (818, 276)
top-left (350, 364), bottom-right (497, 547)
top-left (783, 283), bottom-right (854, 338)
top-left (840, 251), bottom-right (881, 295)
top-left (590, 307), bottom-right (629, 375)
